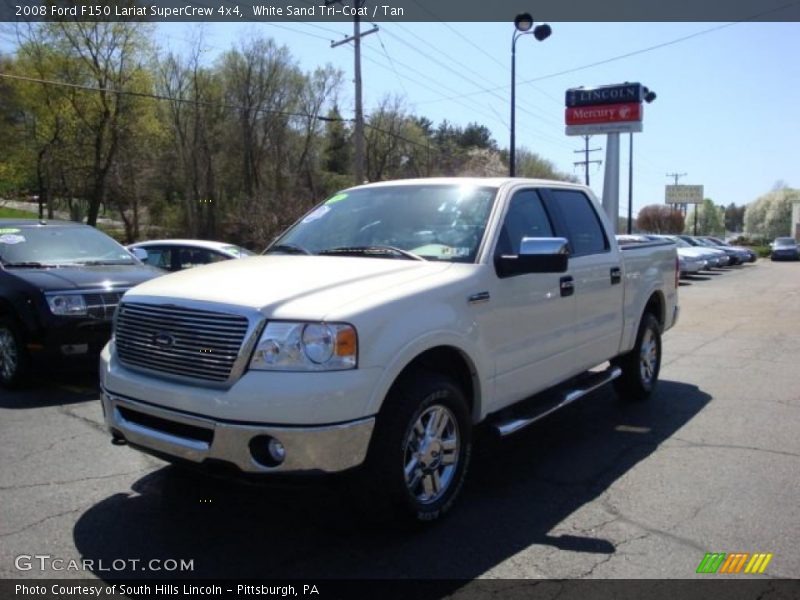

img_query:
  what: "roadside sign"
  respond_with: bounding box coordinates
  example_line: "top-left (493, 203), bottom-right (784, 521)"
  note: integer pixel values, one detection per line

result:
top-left (566, 102), bottom-right (642, 126)
top-left (566, 121), bottom-right (643, 136)
top-left (665, 185), bottom-right (704, 204)
top-left (565, 83), bottom-right (642, 107)
top-left (564, 83), bottom-right (644, 137)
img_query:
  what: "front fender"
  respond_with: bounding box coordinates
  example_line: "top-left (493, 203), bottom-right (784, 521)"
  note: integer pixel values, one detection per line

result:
top-left (363, 330), bottom-right (491, 424)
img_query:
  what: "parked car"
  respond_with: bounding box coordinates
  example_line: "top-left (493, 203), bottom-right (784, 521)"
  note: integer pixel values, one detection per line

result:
top-left (617, 234), bottom-right (704, 275)
top-left (694, 236), bottom-right (750, 264)
top-left (0, 220), bottom-right (161, 388)
top-left (127, 239), bottom-right (254, 272)
top-left (770, 237), bottom-right (799, 261)
top-left (676, 235), bottom-right (731, 267)
top-left (100, 178), bottom-right (678, 522)
top-left (702, 236), bottom-right (757, 263)
top-left (641, 235), bottom-right (707, 276)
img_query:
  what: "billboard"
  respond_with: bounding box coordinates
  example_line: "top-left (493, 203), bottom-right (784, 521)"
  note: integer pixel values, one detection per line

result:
top-left (565, 83), bottom-right (644, 137)
top-left (665, 185), bottom-right (704, 204)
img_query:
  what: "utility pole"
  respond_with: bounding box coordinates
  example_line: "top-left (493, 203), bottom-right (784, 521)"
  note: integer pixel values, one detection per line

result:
top-left (329, 0), bottom-right (378, 185)
top-left (573, 135), bottom-right (602, 185)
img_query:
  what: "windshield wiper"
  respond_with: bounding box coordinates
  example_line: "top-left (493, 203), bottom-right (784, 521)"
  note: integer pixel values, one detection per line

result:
top-left (265, 243), bottom-right (313, 256)
top-left (318, 245), bottom-right (426, 261)
top-left (2, 261), bottom-right (57, 268)
top-left (71, 260), bottom-right (136, 266)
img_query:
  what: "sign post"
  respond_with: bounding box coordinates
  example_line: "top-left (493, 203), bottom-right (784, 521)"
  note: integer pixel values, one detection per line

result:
top-left (665, 185), bottom-right (704, 235)
top-left (565, 83), bottom-right (645, 232)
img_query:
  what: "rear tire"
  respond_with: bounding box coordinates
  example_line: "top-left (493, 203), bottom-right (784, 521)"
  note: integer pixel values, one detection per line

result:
top-left (361, 371), bottom-right (472, 523)
top-left (0, 316), bottom-right (30, 390)
top-left (612, 313), bottom-right (661, 402)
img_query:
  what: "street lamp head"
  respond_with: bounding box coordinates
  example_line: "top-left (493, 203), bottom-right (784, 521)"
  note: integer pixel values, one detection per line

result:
top-left (514, 13), bottom-right (534, 32)
top-left (533, 23), bottom-right (552, 41)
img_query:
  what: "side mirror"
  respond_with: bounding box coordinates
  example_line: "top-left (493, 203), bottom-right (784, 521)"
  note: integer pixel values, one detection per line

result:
top-left (130, 247), bottom-right (148, 262)
top-left (495, 237), bottom-right (569, 277)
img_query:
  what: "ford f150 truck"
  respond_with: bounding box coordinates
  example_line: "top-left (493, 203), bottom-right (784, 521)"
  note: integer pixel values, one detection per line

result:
top-left (100, 178), bottom-right (678, 521)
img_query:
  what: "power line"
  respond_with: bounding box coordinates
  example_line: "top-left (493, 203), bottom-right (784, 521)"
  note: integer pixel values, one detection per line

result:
top-left (374, 29), bottom-right (408, 98)
top-left (574, 136), bottom-right (602, 186)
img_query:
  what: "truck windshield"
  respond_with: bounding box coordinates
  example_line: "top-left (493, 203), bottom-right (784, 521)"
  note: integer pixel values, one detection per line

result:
top-left (268, 184), bottom-right (498, 262)
top-left (0, 225), bottom-right (136, 267)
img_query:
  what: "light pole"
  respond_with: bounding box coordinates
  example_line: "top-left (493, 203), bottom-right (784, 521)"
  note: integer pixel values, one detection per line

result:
top-left (510, 13), bottom-right (551, 177)
top-left (627, 86), bottom-right (656, 233)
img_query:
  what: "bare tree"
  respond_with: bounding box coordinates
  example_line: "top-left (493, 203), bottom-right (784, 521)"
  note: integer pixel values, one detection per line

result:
top-left (636, 204), bottom-right (685, 234)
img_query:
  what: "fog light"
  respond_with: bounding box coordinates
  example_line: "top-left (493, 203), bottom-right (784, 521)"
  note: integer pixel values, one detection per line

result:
top-left (61, 343), bottom-right (88, 356)
top-left (249, 435), bottom-right (286, 467)
top-left (268, 438), bottom-right (286, 463)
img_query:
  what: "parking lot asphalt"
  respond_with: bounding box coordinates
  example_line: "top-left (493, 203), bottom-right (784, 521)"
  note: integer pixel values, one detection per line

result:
top-left (1, 260), bottom-right (798, 582)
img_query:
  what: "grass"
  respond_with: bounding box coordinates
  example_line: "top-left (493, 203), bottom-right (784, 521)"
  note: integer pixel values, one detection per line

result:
top-left (0, 206), bottom-right (37, 219)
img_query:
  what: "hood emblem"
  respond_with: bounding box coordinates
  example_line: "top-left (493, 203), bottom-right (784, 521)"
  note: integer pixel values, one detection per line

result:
top-left (153, 332), bottom-right (175, 348)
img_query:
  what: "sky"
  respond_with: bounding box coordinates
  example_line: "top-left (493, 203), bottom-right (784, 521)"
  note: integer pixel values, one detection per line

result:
top-left (5, 19), bottom-right (800, 217)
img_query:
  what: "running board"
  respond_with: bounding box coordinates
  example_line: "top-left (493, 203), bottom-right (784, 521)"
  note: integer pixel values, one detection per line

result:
top-left (491, 366), bottom-right (622, 437)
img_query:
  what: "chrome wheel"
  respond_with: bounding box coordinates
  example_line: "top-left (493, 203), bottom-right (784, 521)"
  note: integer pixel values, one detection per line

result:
top-left (0, 327), bottom-right (18, 382)
top-left (403, 405), bottom-right (460, 505)
top-left (639, 328), bottom-right (658, 385)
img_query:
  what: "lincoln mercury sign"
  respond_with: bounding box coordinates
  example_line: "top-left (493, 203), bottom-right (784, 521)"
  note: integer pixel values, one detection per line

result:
top-left (565, 83), bottom-right (644, 136)
top-left (665, 185), bottom-right (704, 204)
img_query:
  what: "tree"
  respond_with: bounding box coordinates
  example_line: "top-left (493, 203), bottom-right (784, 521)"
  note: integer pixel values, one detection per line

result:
top-left (513, 147), bottom-right (579, 182)
top-left (636, 204), bottom-right (685, 234)
top-left (685, 198), bottom-right (724, 236)
top-left (323, 104), bottom-right (350, 175)
top-left (724, 203), bottom-right (746, 233)
top-left (744, 187), bottom-right (799, 240)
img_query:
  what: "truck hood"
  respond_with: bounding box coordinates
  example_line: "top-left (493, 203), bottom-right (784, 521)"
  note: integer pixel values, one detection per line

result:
top-left (6, 264), bottom-right (162, 292)
top-left (124, 255), bottom-right (454, 320)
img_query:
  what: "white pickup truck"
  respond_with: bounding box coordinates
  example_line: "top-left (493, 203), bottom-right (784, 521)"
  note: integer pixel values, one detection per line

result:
top-left (100, 178), bottom-right (678, 521)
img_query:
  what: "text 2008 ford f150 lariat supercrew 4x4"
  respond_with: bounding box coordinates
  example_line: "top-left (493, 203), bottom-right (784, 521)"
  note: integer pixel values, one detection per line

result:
top-left (100, 178), bottom-right (678, 521)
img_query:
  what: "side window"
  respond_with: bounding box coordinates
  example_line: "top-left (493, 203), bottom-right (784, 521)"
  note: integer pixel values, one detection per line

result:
top-left (495, 190), bottom-right (554, 256)
top-left (208, 251), bottom-right (229, 263)
top-left (548, 189), bottom-right (608, 256)
top-left (178, 248), bottom-right (214, 270)
top-left (142, 247), bottom-right (172, 270)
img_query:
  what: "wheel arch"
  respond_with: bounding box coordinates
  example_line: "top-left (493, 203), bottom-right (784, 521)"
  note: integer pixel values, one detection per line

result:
top-left (367, 341), bottom-right (484, 424)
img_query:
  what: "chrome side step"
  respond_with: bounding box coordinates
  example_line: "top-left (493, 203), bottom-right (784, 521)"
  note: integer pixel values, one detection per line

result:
top-left (491, 366), bottom-right (622, 437)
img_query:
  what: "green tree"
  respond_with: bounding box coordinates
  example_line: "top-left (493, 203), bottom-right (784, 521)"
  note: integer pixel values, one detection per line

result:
top-left (685, 198), bottom-right (724, 235)
top-left (323, 104), bottom-right (350, 175)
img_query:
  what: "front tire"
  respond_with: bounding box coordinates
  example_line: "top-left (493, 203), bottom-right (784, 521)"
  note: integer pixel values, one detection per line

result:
top-left (363, 371), bottom-right (472, 523)
top-left (0, 316), bottom-right (30, 389)
top-left (612, 313), bottom-right (661, 402)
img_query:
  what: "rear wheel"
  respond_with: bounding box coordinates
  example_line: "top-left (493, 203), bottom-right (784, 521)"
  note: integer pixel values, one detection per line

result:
top-left (612, 313), bottom-right (661, 402)
top-left (363, 371), bottom-right (472, 522)
top-left (0, 316), bottom-right (30, 389)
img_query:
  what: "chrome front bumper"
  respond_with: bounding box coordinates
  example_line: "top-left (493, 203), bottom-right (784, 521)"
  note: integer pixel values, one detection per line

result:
top-left (102, 390), bottom-right (375, 474)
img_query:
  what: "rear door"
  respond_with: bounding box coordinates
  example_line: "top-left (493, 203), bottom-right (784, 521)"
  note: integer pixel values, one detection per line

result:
top-left (542, 188), bottom-right (624, 370)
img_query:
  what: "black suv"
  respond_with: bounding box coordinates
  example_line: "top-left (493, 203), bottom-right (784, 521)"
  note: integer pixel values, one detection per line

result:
top-left (0, 220), bottom-right (162, 388)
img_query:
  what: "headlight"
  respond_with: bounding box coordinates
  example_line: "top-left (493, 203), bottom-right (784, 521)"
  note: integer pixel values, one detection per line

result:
top-left (249, 321), bottom-right (357, 371)
top-left (46, 293), bottom-right (87, 316)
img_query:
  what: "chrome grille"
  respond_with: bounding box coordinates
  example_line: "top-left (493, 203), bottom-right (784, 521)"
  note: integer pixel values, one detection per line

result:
top-left (115, 302), bottom-right (250, 382)
top-left (85, 291), bottom-right (127, 321)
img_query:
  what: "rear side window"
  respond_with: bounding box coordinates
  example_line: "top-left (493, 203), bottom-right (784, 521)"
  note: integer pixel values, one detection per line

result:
top-left (141, 246), bottom-right (172, 270)
top-left (495, 190), bottom-right (554, 256)
top-left (548, 189), bottom-right (608, 256)
top-left (178, 248), bottom-right (218, 270)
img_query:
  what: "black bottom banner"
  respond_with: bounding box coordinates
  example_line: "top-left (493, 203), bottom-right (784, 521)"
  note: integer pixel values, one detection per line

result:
top-left (2, 579), bottom-right (799, 600)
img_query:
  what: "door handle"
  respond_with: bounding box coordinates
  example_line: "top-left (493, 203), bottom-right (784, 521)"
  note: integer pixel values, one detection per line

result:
top-left (560, 276), bottom-right (574, 297)
top-left (610, 267), bottom-right (622, 285)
